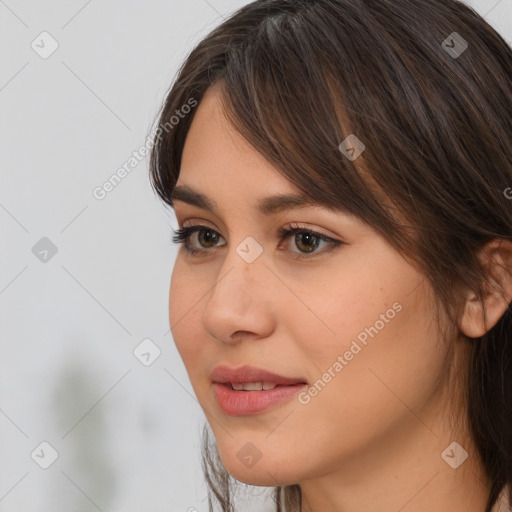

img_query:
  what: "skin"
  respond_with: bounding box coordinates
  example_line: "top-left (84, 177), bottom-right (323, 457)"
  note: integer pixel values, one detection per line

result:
top-left (168, 85), bottom-right (511, 512)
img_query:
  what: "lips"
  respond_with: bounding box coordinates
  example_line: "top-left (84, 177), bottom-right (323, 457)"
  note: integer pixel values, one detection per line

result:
top-left (210, 365), bottom-right (308, 416)
top-left (210, 365), bottom-right (307, 387)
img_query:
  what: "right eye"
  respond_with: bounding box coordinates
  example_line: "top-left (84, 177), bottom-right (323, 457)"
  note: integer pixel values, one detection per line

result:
top-left (172, 225), bottom-right (226, 255)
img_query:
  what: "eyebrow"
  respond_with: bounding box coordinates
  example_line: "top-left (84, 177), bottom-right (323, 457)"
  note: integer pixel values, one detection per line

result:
top-left (170, 184), bottom-right (324, 216)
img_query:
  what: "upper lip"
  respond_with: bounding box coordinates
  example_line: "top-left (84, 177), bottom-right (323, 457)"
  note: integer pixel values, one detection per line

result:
top-left (210, 365), bottom-right (307, 385)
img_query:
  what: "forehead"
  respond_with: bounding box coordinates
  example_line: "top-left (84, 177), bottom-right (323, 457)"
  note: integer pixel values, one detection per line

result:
top-left (177, 87), bottom-right (360, 220)
top-left (178, 88), bottom-right (304, 202)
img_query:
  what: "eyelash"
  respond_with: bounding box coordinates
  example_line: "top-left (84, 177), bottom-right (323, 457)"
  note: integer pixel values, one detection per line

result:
top-left (171, 222), bottom-right (343, 261)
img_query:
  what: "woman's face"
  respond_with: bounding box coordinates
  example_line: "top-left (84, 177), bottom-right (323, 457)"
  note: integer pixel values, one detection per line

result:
top-left (169, 86), bottom-right (457, 487)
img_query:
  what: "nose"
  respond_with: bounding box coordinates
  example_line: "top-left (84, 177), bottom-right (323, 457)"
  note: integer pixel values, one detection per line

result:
top-left (201, 242), bottom-right (275, 345)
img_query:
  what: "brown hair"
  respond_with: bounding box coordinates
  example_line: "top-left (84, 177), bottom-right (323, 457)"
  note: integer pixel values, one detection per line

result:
top-left (148, 1), bottom-right (512, 510)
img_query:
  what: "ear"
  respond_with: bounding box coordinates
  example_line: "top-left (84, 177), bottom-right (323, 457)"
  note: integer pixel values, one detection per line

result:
top-left (460, 238), bottom-right (512, 339)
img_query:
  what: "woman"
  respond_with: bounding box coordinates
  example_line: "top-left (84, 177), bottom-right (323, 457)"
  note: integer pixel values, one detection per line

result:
top-left (149, 0), bottom-right (512, 510)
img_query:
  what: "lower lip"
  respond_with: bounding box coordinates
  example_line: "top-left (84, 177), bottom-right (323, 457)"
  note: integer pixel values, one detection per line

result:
top-left (212, 382), bottom-right (307, 416)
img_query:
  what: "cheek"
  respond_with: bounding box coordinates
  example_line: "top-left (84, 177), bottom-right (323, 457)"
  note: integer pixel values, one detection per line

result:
top-left (168, 261), bottom-right (208, 372)
top-left (289, 284), bottom-right (447, 464)
top-left (279, 258), bottom-right (448, 444)
top-left (271, 256), bottom-right (408, 363)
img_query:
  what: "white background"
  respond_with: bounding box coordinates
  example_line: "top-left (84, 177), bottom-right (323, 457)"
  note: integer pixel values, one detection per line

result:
top-left (0, 1), bottom-right (510, 511)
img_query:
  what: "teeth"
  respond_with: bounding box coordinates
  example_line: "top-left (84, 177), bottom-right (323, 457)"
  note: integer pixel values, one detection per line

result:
top-left (231, 381), bottom-right (278, 391)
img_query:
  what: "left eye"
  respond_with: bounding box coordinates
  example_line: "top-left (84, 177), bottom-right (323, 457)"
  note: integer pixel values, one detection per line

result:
top-left (171, 223), bottom-right (343, 260)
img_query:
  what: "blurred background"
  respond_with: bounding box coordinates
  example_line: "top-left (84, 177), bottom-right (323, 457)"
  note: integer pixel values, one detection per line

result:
top-left (0, 1), bottom-right (510, 511)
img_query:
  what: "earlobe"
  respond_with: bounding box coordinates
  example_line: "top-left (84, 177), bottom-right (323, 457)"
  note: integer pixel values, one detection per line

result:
top-left (459, 239), bottom-right (512, 339)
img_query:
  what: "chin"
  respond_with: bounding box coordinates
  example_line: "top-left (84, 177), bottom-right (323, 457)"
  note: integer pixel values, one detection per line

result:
top-left (216, 442), bottom-right (302, 487)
